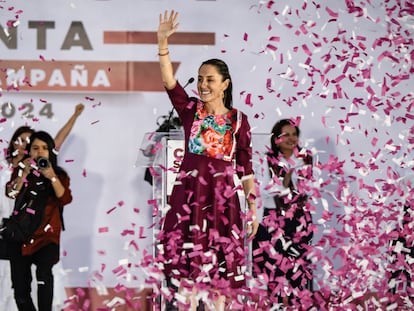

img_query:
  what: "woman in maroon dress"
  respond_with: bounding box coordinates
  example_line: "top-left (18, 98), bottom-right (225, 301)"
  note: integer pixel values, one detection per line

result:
top-left (156, 10), bottom-right (259, 310)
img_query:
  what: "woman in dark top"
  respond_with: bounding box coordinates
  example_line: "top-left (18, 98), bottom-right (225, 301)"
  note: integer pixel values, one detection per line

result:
top-left (253, 119), bottom-right (314, 309)
top-left (4, 131), bottom-right (72, 311)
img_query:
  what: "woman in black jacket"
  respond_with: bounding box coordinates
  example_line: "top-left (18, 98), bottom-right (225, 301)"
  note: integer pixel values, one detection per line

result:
top-left (253, 119), bottom-right (314, 309)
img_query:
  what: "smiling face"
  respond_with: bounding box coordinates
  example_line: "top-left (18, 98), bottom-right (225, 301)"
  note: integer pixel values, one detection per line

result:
top-left (197, 64), bottom-right (229, 105)
top-left (29, 138), bottom-right (49, 161)
top-left (277, 125), bottom-right (299, 155)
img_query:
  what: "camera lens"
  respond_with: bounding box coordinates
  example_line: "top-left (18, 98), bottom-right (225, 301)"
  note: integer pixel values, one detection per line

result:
top-left (37, 157), bottom-right (49, 169)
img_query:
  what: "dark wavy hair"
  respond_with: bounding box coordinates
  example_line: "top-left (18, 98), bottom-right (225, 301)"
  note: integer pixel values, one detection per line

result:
top-left (200, 58), bottom-right (233, 110)
top-left (6, 126), bottom-right (35, 164)
top-left (26, 131), bottom-right (66, 176)
top-left (269, 119), bottom-right (301, 158)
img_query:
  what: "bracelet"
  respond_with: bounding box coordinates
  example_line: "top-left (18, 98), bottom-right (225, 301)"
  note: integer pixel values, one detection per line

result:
top-left (51, 176), bottom-right (57, 183)
top-left (158, 51), bottom-right (169, 56)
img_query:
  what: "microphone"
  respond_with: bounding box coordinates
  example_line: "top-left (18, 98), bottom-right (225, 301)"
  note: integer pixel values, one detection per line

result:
top-left (183, 77), bottom-right (195, 89)
top-left (165, 77), bottom-right (195, 131)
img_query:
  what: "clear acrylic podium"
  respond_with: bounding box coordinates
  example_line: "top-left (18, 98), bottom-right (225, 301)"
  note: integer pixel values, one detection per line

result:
top-left (137, 129), bottom-right (185, 222)
top-left (136, 130), bottom-right (184, 310)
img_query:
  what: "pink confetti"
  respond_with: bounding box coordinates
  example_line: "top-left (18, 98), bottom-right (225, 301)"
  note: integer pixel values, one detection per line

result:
top-left (321, 116), bottom-right (327, 127)
top-left (121, 229), bottom-right (134, 236)
top-left (266, 44), bottom-right (277, 51)
top-left (139, 226), bottom-right (146, 238)
top-left (129, 240), bottom-right (139, 251)
top-left (299, 24), bottom-right (308, 35)
top-left (245, 93), bottom-right (253, 107)
top-left (98, 227), bottom-right (109, 233)
top-left (302, 44), bottom-right (312, 56)
top-left (106, 206), bottom-right (117, 214)
top-left (325, 6), bottom-right (339, 17)
top-left (269, 36), bottom-right (280, 42)
top-left (26, 208), bottom-right (35, 215)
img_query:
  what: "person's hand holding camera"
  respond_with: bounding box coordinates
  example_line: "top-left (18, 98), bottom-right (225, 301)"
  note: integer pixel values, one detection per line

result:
top-left (35, 158), bottom-right (57, 183)
top-left (20, 157), bottom-right (32, 176)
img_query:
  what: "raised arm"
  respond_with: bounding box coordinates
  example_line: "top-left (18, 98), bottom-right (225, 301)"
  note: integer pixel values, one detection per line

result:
top-left (54, 103), bottom-right (84, 150)
top-left (157, 10), bottom-right (179, 90)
